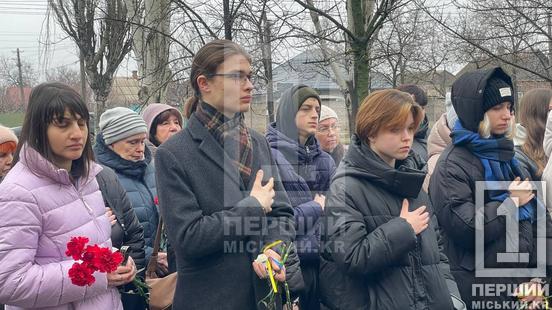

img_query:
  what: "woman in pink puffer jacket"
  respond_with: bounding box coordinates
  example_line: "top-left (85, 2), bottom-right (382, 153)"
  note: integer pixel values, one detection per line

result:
top-left (0, 83), bottom-right (135, 310)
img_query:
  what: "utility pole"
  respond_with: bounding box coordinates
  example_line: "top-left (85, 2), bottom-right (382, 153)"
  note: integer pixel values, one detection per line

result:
top-left (15, 48), bottom-right (25, 109)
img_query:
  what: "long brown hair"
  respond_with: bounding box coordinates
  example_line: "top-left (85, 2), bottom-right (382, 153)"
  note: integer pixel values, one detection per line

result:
top-left (184, 40), bottom-right (251, 118)
top-left (519, 88), bottom-right (552, 177)
top-left (356, 89), bottom-right (423, 142)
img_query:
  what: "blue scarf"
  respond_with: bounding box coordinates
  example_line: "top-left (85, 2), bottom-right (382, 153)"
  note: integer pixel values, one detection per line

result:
top-left (451, 121), bottom-right (534, 221)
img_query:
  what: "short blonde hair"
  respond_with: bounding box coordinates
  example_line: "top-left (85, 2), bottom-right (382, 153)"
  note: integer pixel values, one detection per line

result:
top-left (478, 112), bottom-right (515, 139)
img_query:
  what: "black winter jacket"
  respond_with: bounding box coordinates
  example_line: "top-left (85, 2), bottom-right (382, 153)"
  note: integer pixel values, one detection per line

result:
top-left (412, 115), bottom-right (429, 164)
top-left (429, 144), bottom-right (536, 309)
top-left (514, 146), bottom-right (540, 181)
top-left (319, 135), bottom-right (458, 310)
top-left (96, 166), bottom-right (147, 310)
top-left (429, 67), bottom-right (538, 310)
top-left (96, 166), bottom-right (146, 269)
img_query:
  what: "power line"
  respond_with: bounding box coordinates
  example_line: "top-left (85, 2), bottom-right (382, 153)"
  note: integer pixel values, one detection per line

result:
top-left (0, 11), bottom-right (46, 15)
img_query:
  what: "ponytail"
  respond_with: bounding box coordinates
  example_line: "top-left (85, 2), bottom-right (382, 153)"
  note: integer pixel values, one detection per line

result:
top-left (184, 95), bottom-right (200, 119)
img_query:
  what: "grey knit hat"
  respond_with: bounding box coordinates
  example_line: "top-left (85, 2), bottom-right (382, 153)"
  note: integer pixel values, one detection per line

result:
top-left (99, 107), bottom-right (148, 145)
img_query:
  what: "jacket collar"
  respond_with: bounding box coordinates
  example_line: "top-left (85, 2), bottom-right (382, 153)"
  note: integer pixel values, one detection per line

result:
top-left (334, 134), bottom-right (426, 198)
top-left (19, 144), bottom-right (102, 187)
top-left (188, 114), bottom-right (259, 189)
top-left (266, 123), bottom-right (320, 165)
top-left (94, 133), bottom-right (151, 179)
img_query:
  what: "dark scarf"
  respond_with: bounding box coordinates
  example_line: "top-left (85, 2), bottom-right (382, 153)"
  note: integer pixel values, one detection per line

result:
top-left (451, 121), bottom-right (533, 221)
top-left (195, 101), bottom-right (253, 186)
top-left (329, 143), bottom-right (345, 166)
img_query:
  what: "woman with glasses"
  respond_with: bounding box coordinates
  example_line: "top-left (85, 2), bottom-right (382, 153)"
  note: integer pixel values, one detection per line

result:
top-left (94, 107), bottom-right (167, 276)
top-left (154, 40), bottom-right (294, 309)
top-left (315, 105), bottom-right (346, 165)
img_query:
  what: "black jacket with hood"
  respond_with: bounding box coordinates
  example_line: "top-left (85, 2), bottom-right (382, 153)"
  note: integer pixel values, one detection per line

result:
top-left (429, 67), bottom-right (537, 309)
top-left (319, 134), bottom-right (459, 310)
top-left (412, 115), bottom-right (429, 164)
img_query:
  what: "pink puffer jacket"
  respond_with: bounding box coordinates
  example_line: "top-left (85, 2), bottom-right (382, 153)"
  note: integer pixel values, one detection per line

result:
top-left (0, 145), bottom-right (122, 310)
top-left (422, 113), bottom-right (452, 192)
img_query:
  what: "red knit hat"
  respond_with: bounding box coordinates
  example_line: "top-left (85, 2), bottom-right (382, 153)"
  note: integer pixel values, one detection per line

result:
top-left (0, 125), bottom-right (18, 153)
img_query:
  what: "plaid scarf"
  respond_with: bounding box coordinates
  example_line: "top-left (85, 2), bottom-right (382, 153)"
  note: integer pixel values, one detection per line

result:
top-left (451, 120), bottom-right (534, 221)
top-left (195, 101), bottom-right (253, 186)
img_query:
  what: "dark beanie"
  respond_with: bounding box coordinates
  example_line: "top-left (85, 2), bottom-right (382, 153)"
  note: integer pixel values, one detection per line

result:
top-left (292, 86), bottom-right (321, 110)
top-left (275, 85), bottom-right (321, 141)
top-left (451, 67), bottom-right (514, 132)
top-left (483, 77), bottom-right (514, 112)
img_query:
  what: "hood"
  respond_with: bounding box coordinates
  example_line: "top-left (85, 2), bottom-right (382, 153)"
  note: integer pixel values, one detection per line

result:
top-left (275, 85), bottom-right (319, 142)
top-left (18, 144), bottom-right (102, 186)
top-left (94, 132), bottom-right (151, 179)
top-left (141, 103), bottom-right (183, 134)
top-left (427, 113), bottom-right (452, 158)
top-left (513, 123), bottom-right (526, 147)
top-left (451, 67), bottom-right (513, 132)
top-left (333, 134), bottom-right (426, 198)
top-left (415, 114), bottom-right (429, 140)
top-left (266, 123), bottom-right (321, 165)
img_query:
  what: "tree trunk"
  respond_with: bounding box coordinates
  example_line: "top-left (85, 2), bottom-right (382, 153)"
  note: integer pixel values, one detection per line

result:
top-left (223, 0), bottom-right (232, 40)
top-left (548, 13), bottom-right (552, 88)
top-left (128, 0), bottom-right (171, 105)
top-left (350, 42), bottom-right (371, 131)
top-left (93, 95), bottom-right (108, 135)
top-left (346, 80), bottom-right (358, 136)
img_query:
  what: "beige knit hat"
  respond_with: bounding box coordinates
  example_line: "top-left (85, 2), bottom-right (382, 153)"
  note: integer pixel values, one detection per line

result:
top-left (319, 105), bottom-right (338, 122)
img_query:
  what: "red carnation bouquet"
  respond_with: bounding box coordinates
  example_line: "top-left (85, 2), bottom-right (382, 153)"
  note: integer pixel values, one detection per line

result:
top-left (66, 236), bottom-right (123, 286)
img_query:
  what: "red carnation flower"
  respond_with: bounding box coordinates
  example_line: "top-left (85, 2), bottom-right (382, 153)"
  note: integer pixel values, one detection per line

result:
top-left (68, 262), bottom-right (95, 286)
top-left (66, 236), bottom-right (123, 287)
top-left (83, 245), bottom-right (123, 273)
top-left (65, 236), bottom-right (89, 260)
top-left (154, 196), bottom-right (159, 206)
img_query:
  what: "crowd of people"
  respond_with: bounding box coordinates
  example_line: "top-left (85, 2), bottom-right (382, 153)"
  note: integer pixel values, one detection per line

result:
top-left (0, 39), bottom-right (552, 310)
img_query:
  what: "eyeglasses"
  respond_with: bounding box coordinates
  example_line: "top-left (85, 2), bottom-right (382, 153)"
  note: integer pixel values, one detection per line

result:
top-left (209, 72), bottom-right (253, 85)
top-left (317, 124), bottom-right (339, 134)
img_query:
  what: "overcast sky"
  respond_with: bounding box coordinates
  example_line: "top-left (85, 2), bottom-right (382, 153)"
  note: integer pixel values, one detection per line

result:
top-left (0, 0), bottom-right (137, 81)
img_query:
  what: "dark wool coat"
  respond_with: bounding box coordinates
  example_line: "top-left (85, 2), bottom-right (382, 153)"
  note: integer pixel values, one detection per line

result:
top-left (154, 115), bottom-right (295, 310)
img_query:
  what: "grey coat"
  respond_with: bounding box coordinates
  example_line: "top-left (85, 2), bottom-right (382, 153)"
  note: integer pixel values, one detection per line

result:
top-left (155, 114), bottom-right (295, 310)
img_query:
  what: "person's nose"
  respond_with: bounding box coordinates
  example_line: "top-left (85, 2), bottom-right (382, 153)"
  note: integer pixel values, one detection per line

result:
top-left (69, 122), bottom-right (84, 141)
top-left (136, 142), bottom-right (145, 154)
top-left (169, 122), bottom-right (180, 132)
top-left (401, 128), bottom-right (412, 142)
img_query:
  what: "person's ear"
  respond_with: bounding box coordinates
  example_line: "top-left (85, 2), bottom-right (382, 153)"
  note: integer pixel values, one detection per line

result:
top-left (197, 75), bottom-right (210, 93)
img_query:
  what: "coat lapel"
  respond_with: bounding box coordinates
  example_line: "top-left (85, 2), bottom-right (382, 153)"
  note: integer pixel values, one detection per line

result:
top-left (188, 115), bottom-right (244, 189)
top-left (246, 136), bottom-right (263, 190)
